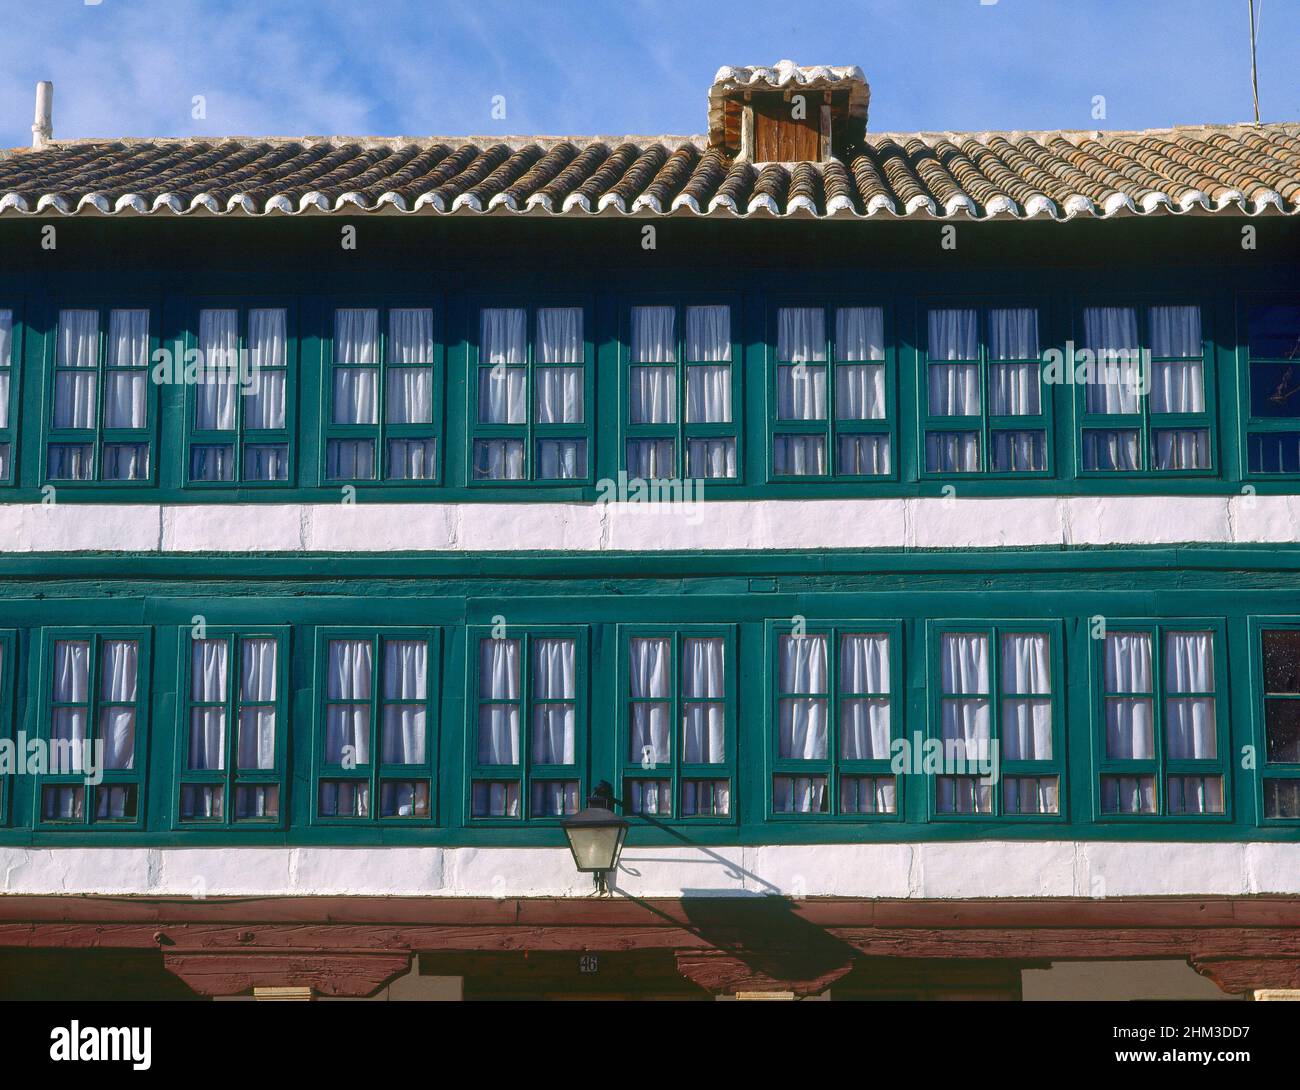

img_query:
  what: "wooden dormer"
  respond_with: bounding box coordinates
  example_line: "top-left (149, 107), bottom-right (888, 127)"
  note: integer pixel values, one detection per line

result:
top-left (707, 60), bottom-right (870, 163)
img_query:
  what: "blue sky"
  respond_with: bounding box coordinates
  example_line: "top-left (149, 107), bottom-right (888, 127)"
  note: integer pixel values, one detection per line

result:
top-left (0, 0), bottom-right (1295, 147)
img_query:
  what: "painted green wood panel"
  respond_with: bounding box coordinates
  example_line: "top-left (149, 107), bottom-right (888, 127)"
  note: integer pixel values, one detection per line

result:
top-left (0, 548), bottom-right (1293, 845)
top-left (0, 214), bottom-right (1296, 500)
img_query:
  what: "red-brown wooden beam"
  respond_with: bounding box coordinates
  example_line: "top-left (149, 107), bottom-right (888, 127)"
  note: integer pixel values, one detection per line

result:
top-left (0, 896), bottom-right (1298, 996)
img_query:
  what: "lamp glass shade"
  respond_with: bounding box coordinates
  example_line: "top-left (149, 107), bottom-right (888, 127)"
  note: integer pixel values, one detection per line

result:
top-left (562, 812), bottom-right (629, 874)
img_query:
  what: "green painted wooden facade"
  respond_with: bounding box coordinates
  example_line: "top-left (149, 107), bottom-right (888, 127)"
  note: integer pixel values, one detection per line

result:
top-left (0, 215), bottom-right (1295, 499)
top-left (0, 547), bottom-right (1294, 845)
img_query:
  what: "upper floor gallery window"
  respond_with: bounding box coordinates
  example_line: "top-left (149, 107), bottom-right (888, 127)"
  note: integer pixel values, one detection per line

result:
top-left (317, 631), bottom-right (439, 821)
top-left (181, 630), bottom-right (285, 824)
top-left (1079, 304), bottom-right (1212, 474)
top-left (325, 306), bottom-right (439, 482)
top-left (620, 627), bottom-right (735, 820)
top-left (471, 629), bottom-right (586, 818)
top-left (625, 304), bottom-right (738, 480)
top-left (923, 306), bottom-right (1048, 475)
top-left (1243, 302), bottom-right (1300, 474)
top-left (187, 306), bottom-right (292, 485)
top-left (931, 627), bottom-right (1061, 816)
top-left (771, 305), bottom-right (892, 479)
top-left (1259, 627), bottom-right (1300, 820)
top-left (47, 307), bottom-right (155, 483)
top-left (472, 305), bottom-right (590, 482)
top-left (771, 624), bottom-right (898, 816)
top-left (1098, 626), bottom-right (1224, 816)
top-left (39, 630), bottom-right (148, 827)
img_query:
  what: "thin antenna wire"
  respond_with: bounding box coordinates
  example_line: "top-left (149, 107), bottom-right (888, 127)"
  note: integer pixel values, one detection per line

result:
top-left (1248, 0), bottom-right (1261, 123)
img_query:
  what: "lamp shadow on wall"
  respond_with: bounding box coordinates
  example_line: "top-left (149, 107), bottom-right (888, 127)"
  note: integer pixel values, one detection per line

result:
top-left (611, 815), bottom-right (860, 991)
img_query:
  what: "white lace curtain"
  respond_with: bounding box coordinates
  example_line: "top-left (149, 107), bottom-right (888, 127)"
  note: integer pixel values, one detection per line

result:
top-left (778, 635), bottom-right (828, 760)
top-left (629, 637), bottom-right (671, 765)
top-left (1001, 633), bottom-right (1052, 760)
top-left (54, 310), bottom-right (100, 430)
top-left (928, 308), bottom-right (981, 416)
top-left (682, 637), bottom-right (725, 762)
top-left (626, 636), bottom-right (726, 764)
top-left (197, 308), bottom-right (286, 430)
top-left (325, 639), bottom-right (373, 765)
top-left (1104, 632), bottom-right (1154, 758)
top-left (777, 308), bottom-right (826, 362)
top-left (531, 638), bottom-right (576, 764)
top-left (189, 637), bottom-right (277, 771)
top-left (774, 435), bottom-right (826, 475)
top-left (479, 307), bottom-right (583, 425)
top-left (1084, 306), bottom-right (1142, 414)
top-left (686, 305), bottom-right (730, 361)
top-left (629, 306), bottom-right (730, 424)
top-left (1163, 631), bottom-right (1216, 759)
top-left (840, 634), bottom-right (890, 760)
top-left (477, 638), bottom-right (520, 764)
top-left (381, 639), bottom-right (426, 764)
top-left (631, 306), bottom-right (676, 362)
top-left (51, 639), bottom-right (136, 772)
top-left (940, 633), bottom-right (990, 761)
top-left (1150, 305), bottom-right (1204, 414)
top-left (388, 308), bottom-right (434, 423)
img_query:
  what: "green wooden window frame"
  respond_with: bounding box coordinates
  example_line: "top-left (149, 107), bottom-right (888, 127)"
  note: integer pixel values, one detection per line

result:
top-left (767, 300), bottom-right (897, 481)
top-left (0, 304), bottom-right (21, 485)
top-left (1252, 618), bottom-right (1300, 823)
top-left (0, 630), bottom-right (14, 825)
top-left (43, 303), bottom-right (159, 486)
top-left (616, 624), bottom-right (737, 823)
top-left (1240, 296), bottom-right (1300, 477)
top-left (1074, 300), bottom-right (1216, 477)
top-left (176, 626), bottom-right (289, 828)
top-left (926, 621), bottom-right (1064, 819)
top-left (313, 628), bottom-right (441, 825)
top-left (321, 301), bottom-right (443, 485)
top-left (767, 620), bottom-right (903, 820)
top-left (920, 302), bottom-right (1052, 478)
top-left (183, 298), bottom-right (297, 487)
top-left (1091, 619), bottom-right (1228, 820)
top-left (35, 627), bottom-right (150, 830)
top-left (467, 300), bottom-right (594, 485)
top-left (620, 300), bottom-right (742, 482)
top-left (468, 625), bottom-right (588, 822)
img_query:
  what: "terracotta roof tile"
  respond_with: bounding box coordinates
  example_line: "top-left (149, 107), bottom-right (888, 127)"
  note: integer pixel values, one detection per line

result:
top-left (1, 123), bottom-right (1297, 220)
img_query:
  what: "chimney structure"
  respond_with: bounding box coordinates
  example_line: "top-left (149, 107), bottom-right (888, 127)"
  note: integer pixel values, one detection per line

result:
top-left (31, 81), bottom-right (52, 149)
top-left (707, 61), bottom-right (869, 163)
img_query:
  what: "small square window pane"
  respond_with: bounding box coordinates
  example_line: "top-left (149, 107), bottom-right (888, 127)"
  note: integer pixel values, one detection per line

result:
top-left (774, 435), bottom-right (826, 475)
top-left (837, 434), bottom-right (890, 475)
top-left (681, 779), bottom-right (729, 816)
top-left (991, 430), bottom-right (1046, 472)
top-left (473, 439), bottom-right (525, 480)
top-left (773, 774), bottom-right (828, 814)
top-left (687, 438), bottom-right (736, 478)
top-left (387, 438), bottom-right (437, 480)
top-left (1082, 429), bottom-right (1140, 471)
top-left (1152, 429), bottom-right (1209, 471)
top-left (245, 444), bottom-right (290, 482)
top-left (103, 442), bottom-right (150, 481)
top-left (325, 439), bottom-right (377, 481)
top-left (1101, 774), bottom-right (1156, 814)
top-left (925, 432), bottom-right (979, 473)
top-left (471, 781), bottom-right (521, 817)
top-left (189, 443), bottom-right (235, 482)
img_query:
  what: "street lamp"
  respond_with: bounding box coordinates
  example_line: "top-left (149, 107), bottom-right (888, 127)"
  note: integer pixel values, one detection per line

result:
top-left (561, 781), bottom-right (628, 895)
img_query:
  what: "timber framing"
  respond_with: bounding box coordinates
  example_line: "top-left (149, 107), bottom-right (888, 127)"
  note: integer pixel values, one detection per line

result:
top-left (0, 894), bottom-right (1297, 996)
